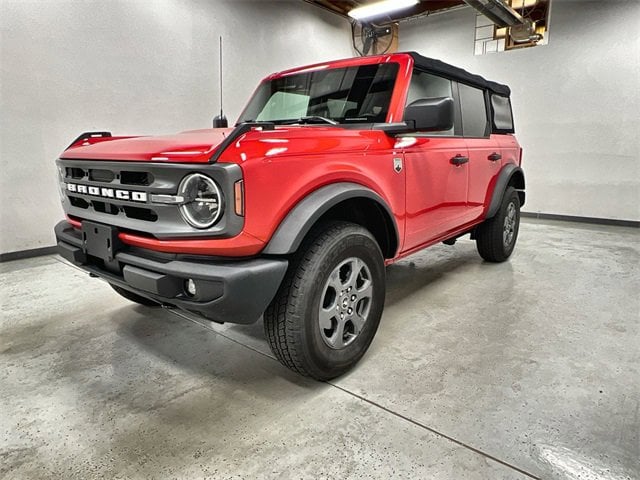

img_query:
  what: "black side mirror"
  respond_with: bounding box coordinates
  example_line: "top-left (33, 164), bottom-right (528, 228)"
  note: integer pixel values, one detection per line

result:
top-left (404, 97), bottom-right (454, 132)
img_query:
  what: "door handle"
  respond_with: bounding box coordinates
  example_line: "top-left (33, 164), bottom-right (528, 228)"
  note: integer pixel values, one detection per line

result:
top-left (450, 155), bottom-right (469, 166)
top-left (488, 152), bottom-right (502, 162)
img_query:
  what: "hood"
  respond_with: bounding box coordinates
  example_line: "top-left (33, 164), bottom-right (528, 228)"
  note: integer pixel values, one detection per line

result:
top-left (60, 128), bottom-right (234, 163)
top-left (60, 125), bottom-right (393, 164)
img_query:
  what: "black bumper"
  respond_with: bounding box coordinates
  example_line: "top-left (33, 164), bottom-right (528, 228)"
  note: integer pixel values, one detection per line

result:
top-left (54, 221), bottom-right (288, 324)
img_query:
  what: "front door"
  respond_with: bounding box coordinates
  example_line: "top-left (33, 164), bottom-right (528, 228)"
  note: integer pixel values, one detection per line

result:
top-left (403, 137), bottom-right (471, 251)
top-left (401, 70), bottom-right (475, 252)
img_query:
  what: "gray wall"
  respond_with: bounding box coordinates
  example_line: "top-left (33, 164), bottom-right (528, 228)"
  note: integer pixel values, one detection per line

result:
top-left (0, 0), bottom-right (352, 254)
top-left (400, 0), bottom-right (640, 222)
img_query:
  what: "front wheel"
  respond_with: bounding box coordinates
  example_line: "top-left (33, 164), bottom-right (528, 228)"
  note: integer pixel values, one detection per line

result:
top-left (475, 186), bottom-right (521, 262)
top-left (264, 221), bottom-right (385, 380)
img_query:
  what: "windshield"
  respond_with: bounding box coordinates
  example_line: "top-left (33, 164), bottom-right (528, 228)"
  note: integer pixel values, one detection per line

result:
top-left (238, 63), bottom-right (399, 125)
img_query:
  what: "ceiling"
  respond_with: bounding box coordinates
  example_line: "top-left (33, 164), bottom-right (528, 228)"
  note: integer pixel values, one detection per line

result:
top-left (303, 0), bottom-right (466, 24)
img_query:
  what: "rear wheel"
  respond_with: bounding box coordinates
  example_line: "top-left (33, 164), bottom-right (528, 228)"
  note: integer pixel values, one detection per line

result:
top-left (264, 221), bottom-right (385, 380)
top-left (475, 186), bottom-right (520, 262)
top-left (110, 284), bottom-right (160, 307)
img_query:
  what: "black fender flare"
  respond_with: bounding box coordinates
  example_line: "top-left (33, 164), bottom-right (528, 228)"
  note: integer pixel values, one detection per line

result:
top-left (486, 164), bottom-right (526, 218)
top-left (262, 182), bottom-right (399, 256)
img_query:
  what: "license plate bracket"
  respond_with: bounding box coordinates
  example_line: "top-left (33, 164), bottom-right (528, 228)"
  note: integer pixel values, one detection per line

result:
top-left (82, 221), bottom-right (121, 262)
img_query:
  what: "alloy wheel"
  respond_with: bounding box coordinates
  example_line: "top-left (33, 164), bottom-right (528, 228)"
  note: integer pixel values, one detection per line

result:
top-left (318, 257), bottom-right (373, 349)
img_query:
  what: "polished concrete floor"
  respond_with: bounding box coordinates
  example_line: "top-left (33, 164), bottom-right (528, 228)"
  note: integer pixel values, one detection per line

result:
top-left (1, 219), bottom-right (638, 479)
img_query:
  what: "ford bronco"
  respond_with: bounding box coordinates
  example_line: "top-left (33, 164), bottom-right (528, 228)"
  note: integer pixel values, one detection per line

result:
top-left (55, 52), bottom-right (524, 380)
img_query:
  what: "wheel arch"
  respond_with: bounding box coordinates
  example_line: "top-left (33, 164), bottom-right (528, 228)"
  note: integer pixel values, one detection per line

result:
top-left (262, 183), bottom-right (399, 259)
top-left (486, 164), bottom-right (525, 219)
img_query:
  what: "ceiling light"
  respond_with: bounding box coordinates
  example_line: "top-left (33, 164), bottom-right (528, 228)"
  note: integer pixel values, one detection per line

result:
top-left (348, 0), bottom-right (420, 21)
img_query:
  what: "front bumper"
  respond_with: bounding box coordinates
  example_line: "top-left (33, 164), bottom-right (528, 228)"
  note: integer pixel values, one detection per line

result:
top-left (55, 221), bottom-right (288, 324)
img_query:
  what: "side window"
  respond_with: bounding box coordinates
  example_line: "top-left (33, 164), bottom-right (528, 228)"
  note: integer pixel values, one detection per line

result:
top-left (406, 70), bottom-right (454, 136)
top-left (458, 83), bottom-right (489, 137)
top-left (490, 94), bottom-right (514, 133)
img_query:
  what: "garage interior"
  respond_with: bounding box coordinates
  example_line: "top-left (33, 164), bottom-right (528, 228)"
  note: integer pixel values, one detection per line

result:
top-left (1, 1), bottom-right (639, 479)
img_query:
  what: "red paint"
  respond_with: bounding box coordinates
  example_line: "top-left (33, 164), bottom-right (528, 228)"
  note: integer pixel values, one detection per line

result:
top-left (62, 129), bottom-right (234, 163)
top-left (402, 136), bottom-right (472, 250)
top-left (465, 135), bottom-right (506, 219)
top-left (118, 230), bottom-right (265, 257)
top-left (67, 216), bottom-right (82, 229)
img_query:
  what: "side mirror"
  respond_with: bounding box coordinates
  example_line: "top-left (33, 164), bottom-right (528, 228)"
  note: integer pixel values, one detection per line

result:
top-left (404, 97), bottom-right (454, 132)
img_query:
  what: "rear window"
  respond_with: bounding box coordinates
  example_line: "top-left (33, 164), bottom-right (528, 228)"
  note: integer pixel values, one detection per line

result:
top-left (490, 94), bottom-right (515, 133)
top-left (458, 83), bottom-right (489, 138)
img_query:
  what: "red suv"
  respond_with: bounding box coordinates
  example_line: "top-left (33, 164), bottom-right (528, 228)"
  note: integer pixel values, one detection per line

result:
top-left (55, 52), bottom-right (524, 380)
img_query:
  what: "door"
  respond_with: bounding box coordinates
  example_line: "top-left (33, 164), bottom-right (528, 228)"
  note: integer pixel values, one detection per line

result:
top-left (466, 135), bottom-right (503, 220)
top-left (458, 83), bottom-right (503, 220)
top-left (403, 137), bottom-right (471, 250)
top-left (402, 70), bottom-right (474, 251)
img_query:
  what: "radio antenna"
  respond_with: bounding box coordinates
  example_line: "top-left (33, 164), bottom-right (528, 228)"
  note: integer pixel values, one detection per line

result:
top-left (213, 35), bottom-right (228, 128)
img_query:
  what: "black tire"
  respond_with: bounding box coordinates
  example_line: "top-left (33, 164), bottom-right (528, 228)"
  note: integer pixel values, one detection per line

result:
top-left (110, 284), bottom-right (161, 307)
top-left (264, 221), bottom-right (385, 381)
top-left (476, 186), bottom-right (520, 262)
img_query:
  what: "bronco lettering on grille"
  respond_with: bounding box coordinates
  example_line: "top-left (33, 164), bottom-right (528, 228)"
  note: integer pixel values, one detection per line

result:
top-left (66, 183), bottom-right (147, 202)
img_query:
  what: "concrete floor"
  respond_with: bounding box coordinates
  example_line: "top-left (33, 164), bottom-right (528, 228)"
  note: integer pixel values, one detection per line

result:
top-left (1, 219), bottom-right (638, 479)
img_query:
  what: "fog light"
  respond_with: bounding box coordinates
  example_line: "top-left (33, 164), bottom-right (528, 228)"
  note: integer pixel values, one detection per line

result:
top-left (185, 279), bottom-right (197, 296)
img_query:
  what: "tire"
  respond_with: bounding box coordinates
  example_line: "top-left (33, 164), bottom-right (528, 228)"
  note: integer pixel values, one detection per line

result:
top-left (110, 284), bottom-right (161, 307)
top-left (476, 186), bottom-right (520, 262)
top-left (264, 221), bottom-right (385, 381)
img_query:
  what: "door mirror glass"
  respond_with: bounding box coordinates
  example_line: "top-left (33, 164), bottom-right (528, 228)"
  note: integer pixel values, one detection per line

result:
top-left (404, 97), bottom-right (454, 132)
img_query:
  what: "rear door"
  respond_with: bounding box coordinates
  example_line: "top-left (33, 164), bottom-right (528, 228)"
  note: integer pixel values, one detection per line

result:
top-left (459, 83), bottom-right (503, 221)
top-left (490, 93), bottom-right (520, 168)
top-left (402, 71), bottom-right (472, 251)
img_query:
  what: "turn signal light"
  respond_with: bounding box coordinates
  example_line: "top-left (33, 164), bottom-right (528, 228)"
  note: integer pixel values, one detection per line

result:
top-left (234, 180), bottom-right (244, 216)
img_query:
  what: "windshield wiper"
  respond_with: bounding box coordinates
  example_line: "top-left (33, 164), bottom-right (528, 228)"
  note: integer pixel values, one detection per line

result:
top-left (279, 116), bottom-right (338, 126)
top-left (234, 120), bottom-right (275, 127)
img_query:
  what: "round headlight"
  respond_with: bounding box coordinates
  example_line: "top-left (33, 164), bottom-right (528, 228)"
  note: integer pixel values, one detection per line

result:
top-left (178, 173), bottom-right (223, 229)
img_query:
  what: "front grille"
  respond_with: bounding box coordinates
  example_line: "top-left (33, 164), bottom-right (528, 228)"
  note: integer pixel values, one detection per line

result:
top-left (57, 158), bottom-right (244, 239)
top-left (89, 169), bottom-right (116, 183)
top-left (92, 200), bottom-right (122, 216)
top-left (66, 167), bottom-right (85, 179)
top-left (123, 205), bottom-right (158, 222)
top-left (69, 196), bottom-right (90, 209)
top-left (70, 196), bottom-right (157, 221)
top-left (66, 167), bottom-right (151, 185)
top-left (120, 171), bottom-right (153, 186)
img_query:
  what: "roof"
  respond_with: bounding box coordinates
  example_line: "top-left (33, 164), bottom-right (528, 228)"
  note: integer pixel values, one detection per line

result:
top-left (406, 52), bottom-right (511, 97)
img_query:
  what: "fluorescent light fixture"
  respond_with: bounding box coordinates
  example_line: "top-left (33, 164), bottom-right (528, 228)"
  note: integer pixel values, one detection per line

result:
top-left (348, 0), bottom-right (419, 21)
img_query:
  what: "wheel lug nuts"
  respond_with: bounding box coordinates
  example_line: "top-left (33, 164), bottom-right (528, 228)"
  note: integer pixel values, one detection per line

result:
top-left (351, 295), bottom-right (356, 301)
top-left (347, 308), bottom-right (353, 314)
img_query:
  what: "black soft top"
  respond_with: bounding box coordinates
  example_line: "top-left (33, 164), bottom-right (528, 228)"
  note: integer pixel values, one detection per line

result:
top-left (406, 52), bottom-right (511, 97)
